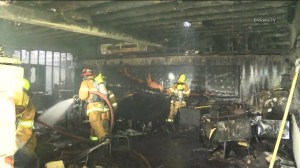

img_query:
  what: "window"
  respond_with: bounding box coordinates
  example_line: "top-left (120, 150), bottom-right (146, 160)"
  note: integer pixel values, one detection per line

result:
top-left (30, 50), bottom-right (38, 64)
top-left (21, 50), bottom-right (29, 63)
top-left (46, 66), bottom-right (52, 93)
top-left (53, 52), bottom-right (60, 66)
top-left (39, 51), bottom-right (45, 65)
top-left (12, 51), bottom-right (21, 59)
top-left (67, 53), bottom-right (73, 68)
top-left (61, 53), bottom-right (66, 67)
top-left (13, 49), bottom-right (74, 94)
top-left (46, 51), bottom-right (52, 65)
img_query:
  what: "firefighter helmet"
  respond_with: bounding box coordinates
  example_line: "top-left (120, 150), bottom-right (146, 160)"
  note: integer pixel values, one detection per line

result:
top-left (177, 74), bottom-right (186, 83)
top-left (22, 78), bottom-right (30, 91)
top-left (95, 73), bottom-right (106, 84)
top-left (82, 68), bottom-right (93, 76)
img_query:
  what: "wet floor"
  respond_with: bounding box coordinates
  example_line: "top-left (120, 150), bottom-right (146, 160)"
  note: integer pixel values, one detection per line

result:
top-left (30, 99), bottom-right (297, 168)
top-left (34, 124), bottom-right (296, 168)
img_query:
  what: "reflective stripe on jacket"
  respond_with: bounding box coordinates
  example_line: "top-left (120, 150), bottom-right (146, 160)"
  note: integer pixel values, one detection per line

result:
top-left (15, 100), bottom-right (35, 151)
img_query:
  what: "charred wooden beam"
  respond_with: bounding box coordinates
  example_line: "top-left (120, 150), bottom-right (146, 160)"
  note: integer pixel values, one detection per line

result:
top-left (136, 19), bottom-right (287, 35)
top-left (59, 35), bottom-right (110, 43)
top-left (42, 1), bottom-right (108, 13)
top-left (125, 16), bottom-right (286, 32)
top-left (31, 29), bottom-right (74, 38)
top-left (130, 15), bottom-right (287, 36)
top-left (78, 1), bottom-right (164, 16)
top-left (38, 31), bottom-right (91, 41)
top-left (122, 7), bottom-right (287, 29)
top-left (201, 26), bottom-right (288, 36)
top-left (105, 1), bottom-right (290, 27)
top-left (148, 24), bottom-right (288, 39)
top-left (268, 41), bottom-right (290, 46)
top-left (19, 28), bottom-right (54, 37)
top-left (0, 4), bottom-right (161, 47)
top-left (93, 1), bottom-right (239, 22)
top-left (11, 1), bottom-right (51, 8)
top-left (204, 15), bottom-right (286, 26)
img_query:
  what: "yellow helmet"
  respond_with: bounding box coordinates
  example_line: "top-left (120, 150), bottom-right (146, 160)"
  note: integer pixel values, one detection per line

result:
top-left (22, 78), bottom-right (30, 91)
top-left (177, 74), bottom-right (186, 83)
top-left (95, 73), bottom-right (105, 84)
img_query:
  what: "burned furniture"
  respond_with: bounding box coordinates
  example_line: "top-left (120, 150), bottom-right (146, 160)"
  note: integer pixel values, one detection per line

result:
top-left (200, 102), bottom-right (254, 158)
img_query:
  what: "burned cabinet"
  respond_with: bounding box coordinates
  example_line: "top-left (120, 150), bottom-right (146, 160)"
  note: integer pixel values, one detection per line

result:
top-left (200, 113), bottom-right (252, 159)
top-left (200, 102), bottom-right (254, 156)
top-left (201, 114), bottom-right (252, 144)
top-left (217, 118), bottom-right (251, 142)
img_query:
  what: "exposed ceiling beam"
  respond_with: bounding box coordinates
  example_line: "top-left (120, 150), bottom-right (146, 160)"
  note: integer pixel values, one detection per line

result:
top-left (135, 16), bottom-right (287, 35)
top-left (201, 26), bottom-right (288, 36)
top-left (42, 1), bottom-right (108, 12)
top-left (135, 19), bottom-right (287, 35)
top-left (207, 31), bottom-right (289, 39)
top-left (202, 15), bottom-right (286, 26)
top-left (30, 29), bottom-right (74, 38)
top-left (149, 24), bottom-right (288, 39)
top-left (0, 4), bottom-right (161, 47)
top-left (268, 41), bottom-right (290, 46)
top-left (119, 7), bottom-right (287, 29)
top-left (105, 1), bottom-right (289, 27)
top-left (18, 28), bottom-right (54, 38)
top-left (58, 35), bottom-right (104, 42)
top-left (93, 1), bottom-right (241, 22)
top-left (77, 1), bottom-right (164, 16)
top-left (38, 31), bottom-right (90, 41)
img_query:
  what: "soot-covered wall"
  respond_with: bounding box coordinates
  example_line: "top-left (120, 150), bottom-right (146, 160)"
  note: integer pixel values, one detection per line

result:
top-left (82, 55), bottom-right (290, 104)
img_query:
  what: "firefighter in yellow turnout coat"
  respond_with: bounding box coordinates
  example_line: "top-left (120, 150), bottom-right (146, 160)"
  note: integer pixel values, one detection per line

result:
top-left (78, 68), bottom-right (117, 142)
top-left (14, 79), bottom-right (38, 167)
top-left (166, 74), bottom-right (190, 123)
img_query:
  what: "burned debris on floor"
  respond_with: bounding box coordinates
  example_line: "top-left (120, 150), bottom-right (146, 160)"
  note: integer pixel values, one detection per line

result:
top-left (33, 91), bottom-right (297, 168)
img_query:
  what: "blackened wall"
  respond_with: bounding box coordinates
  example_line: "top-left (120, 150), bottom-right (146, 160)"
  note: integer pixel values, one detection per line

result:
top-left (81, 54), bottom-right (291, 104)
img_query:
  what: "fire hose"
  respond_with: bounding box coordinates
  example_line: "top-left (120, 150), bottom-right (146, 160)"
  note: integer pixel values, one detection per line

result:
top-left (36, 91), bottom-right (115, 143)
top-left (36, 119), bottom-right (91, 143)
top-left (89, 91), bottom-right (115, 133)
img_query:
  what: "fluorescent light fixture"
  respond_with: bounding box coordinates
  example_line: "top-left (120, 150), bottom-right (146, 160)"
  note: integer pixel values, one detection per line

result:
top-left (183, 21), bottom-right (191, 27)
top-left (168, 73), bottom-right (175, 80)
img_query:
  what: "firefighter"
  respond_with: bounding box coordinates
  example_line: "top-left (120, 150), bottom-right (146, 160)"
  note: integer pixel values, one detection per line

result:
top-left (94, 73), bottom-right (117, 133)
top-left (166, 73), bottom-right (190, 123)
top-left (14, 78), bottom-right (38, 167)
top-left (76, 68), bottom-right (116, 143)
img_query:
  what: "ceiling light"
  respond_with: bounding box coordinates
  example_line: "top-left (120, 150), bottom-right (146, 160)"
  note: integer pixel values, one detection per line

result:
top-left (183, 21), bottom-right (191, 28)
top-left (168, 73), bottom-right (175, 80)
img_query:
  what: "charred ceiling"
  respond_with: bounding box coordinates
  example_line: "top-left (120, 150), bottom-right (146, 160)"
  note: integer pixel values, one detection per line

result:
top-left (0, 1), bottom-right (298, 56)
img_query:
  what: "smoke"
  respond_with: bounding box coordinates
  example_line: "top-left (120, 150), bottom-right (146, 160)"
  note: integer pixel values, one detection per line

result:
top-left (38, 98), bottom-right (73, 126)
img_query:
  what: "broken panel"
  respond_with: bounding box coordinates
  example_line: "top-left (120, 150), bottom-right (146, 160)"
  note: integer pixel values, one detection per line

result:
top-left (257, 119), bottom-right (290, 139)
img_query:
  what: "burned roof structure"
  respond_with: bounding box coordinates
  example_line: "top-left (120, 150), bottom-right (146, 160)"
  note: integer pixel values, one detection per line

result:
top-left (0, 1), bottom-right (297, 56)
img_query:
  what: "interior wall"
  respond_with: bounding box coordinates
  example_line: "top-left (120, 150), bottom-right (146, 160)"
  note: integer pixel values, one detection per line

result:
top-left (288, 46), bottom-right (300, 113)
top-left (0, 34), bottom-right (77, 55)
top-left (75, 40), bottom-right (99, 60)
top-left (81, 54), bottom-right (290, 103)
